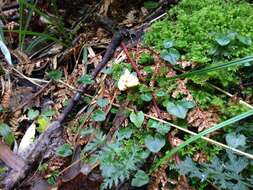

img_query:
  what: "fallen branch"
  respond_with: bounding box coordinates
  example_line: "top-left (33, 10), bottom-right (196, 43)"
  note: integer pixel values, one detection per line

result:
top-left (2, 29), bottom-right (127, 190)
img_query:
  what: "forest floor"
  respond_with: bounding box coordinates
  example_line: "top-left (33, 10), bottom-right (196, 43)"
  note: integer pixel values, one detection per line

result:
top-left (0, 0), bottom-right (253, 190)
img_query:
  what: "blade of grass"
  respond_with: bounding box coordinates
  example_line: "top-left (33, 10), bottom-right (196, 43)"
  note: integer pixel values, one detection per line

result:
top-left (20, 0), bottom-right (37, 50)
top-left (172, 56), bottom-right (253, 79)
top-left (150, 109), bottom-right (253, 173)
top-left (24, 1), bottom-right (70, 41)
top-left (19, 0), bottom-right (25, 47)
top-left (5, 29), bottom-right (68, 47)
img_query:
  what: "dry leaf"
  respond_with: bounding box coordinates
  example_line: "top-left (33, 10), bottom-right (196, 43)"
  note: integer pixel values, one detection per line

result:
top-left (118, 69), bottom-right (140, 91)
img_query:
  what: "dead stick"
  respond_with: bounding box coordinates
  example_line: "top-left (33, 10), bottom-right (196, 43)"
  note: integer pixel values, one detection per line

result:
top-left (2, 30), bottom-right (126, 190)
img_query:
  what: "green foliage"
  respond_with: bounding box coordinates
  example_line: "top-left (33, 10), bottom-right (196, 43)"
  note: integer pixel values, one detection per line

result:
top-left (145, 0), bottom-right (253, 86)
top-left (56, 143), bottom-right (73, 157)
top-left (129, 111), bottom-right (144, 128)
top-left (0, 123), bottom-right (14, 146)
top-left (163, 100), bottom-right (195, 119)
top-left (175, 151), bottom-right (253, 190)
top-left (91, 109), bottom-right (106, 122)
top-left (78, 74), bottom-right (94, 85)
top-left (147, 119), bottom-right (171, 135)
top-left (131, 170), bottom-right (149, 187)
top-left (96, 98), bottom-right (109, 108)
top-left (138, 53), bottom-right (154, 65)
top-left (28, 109), bottom-right (40, 120)
top-left (143, 1), bottom-right (159, 9)
top-left (160, 40), bottom-right (181, 65)
top-left (225, 133), bottom-right (246, 149)
top-left (47, 70), bottom-right (62, 80)
top-left (144, 134), bottom-right (165, 153)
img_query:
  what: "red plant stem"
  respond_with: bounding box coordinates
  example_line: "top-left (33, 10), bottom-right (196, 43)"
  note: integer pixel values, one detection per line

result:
top-left (121, 42), bottom-right (161, 118)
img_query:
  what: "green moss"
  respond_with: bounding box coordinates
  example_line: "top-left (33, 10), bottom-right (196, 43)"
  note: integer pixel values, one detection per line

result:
top-left (145, 0), bottom-right (253, 63)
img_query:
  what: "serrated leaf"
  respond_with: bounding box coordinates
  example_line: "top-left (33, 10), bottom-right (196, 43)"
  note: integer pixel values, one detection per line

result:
top-left (131, 170), bottom-right (149, 187)
top-left (92, 109), bottom-right (106, 122)
top-left (144, 134), bottom-right (165, 153)
top-left (97, 98), bottom-right (109, 108)
top-left (0, 123), bottom-right (14, 146)
top-left (47, 70), bottom-right (62, 80)
top-left (37, 116), bottom-right (49, 133)
top-left (28, 109), bottom-right (40, 120)
top-left (56, 143), bottom-right (72, 157)
top-left (78, 74), bottom-right (94, 85)
top-left (225, 133), bottom-right (246, 148)
top-left (160, 48), bottom-right (180, 65)
top-left (140, 93), bottom-right (152, 102)
top-left (130, 111), bottom-right (144, 128)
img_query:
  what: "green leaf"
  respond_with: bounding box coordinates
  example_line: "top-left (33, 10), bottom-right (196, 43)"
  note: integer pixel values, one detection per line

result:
top-left (97, 98), bottom-right (109, 108)
top-left (37, 116), bottom-right (49, 133)
top-left (225, 133), bottom-right (246, 148)
top-left (92, 109), bottom-right (106, 122)
top-left (47, 70), bottom-right (62, 80)
top-left (41, 109), bottom-right (55, 117)
top-left (117, 127), bottom-right (133, 140)
top-left (165, 102), bottom-right (188, 119)
top-left (56, 143), bottom-right (73, 157)
top-left (143, 1), bottom-right (159, 9)
top-left (130, 111), bottom-right (144, 128)
top-left (215, 35), bottom-right (231, 46)
top-left (160, 48), bottom-right (180, 65)
top-left (156, 90), bottom-right (166, 97)
top-left (78, 74), bottom-right (94, 85)
top-left (237, 35), bottom-right (252, 46)
top-left (164, 40), bottom-right (174, 49)
top-left (140, 93), bottom-right (152, 102)
top-left (0, 123), bottom-right (14, 146)
top-left (28, 109), bottom-right (40, 120)
top-left (151, 110), bottom-right (253, 172)
top-left (148, 120), bottom-right (170, 135)
top-left (131, 170), bottom-right (149, 187)
top-left (180, 100), bottom-right (196, 109)
top-left (173, 56), bottom-right (253, 79)
top-left (145, 134), bottom-right (165, 153)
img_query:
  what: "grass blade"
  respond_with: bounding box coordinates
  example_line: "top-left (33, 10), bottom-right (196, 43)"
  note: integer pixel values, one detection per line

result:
top-left (150, 109), bottom-right (253, 173)
top-left (173, 56), bottom-right (253, 79)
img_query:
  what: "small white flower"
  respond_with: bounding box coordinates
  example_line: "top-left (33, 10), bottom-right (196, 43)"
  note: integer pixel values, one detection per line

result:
top-left (118, 69), bottom-right (140, 91)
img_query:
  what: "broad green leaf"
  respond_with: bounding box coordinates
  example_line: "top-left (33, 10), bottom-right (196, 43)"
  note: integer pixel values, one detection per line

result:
top-left (28, 109), bottom-right (40, 120)
top-left (130, 111), bottom-right (144, 128)
top-left (165, 102), bottom-right (188, 119)
top-left (78, 74), bottom-right (94, 85)
top-left (164, 40), bottom-right (174, 49)
top-left (160, 48), bottom-right (180, 65)
top-left (56, 143), bottom-right (72, 157)
top-left (144, 134), bottom-right (165, 153)
top-left (140, 93), bottom-right (152, 102)
top-left (41, 109), bottom-right (55, 117)
top-left (47, 70), bottom-right (62, 80)
top-left (117, 127), bottom-right (133, 140)
top-left (92, 109), bottom-right (106, 122)
top-left (237, 35), bottom-right (252, 46)
top-left (96, 98), bottom-right (109, 108)
top-left (225, 133), bottom-right (246, 148)
top-left (0, 123), bottom-right (14, 146)
top-left (215, 35), bottom-right (231, 46)
top-left (180, 100), bottom-right (196, 109)
top-left (131, 170), bottom-right (149, 187)
top-left (151, 110), bottom-right (253, 172)
top-left (148, 120), bottom-right (170, 135)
